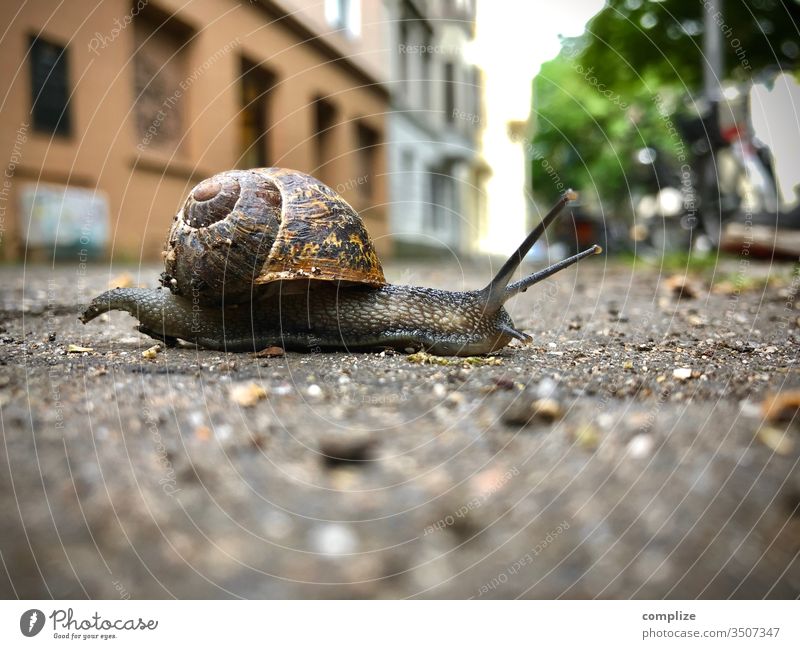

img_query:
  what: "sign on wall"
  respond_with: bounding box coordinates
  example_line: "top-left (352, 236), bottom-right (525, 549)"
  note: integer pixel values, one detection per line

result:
top-left (19, 184), bottom-right (109, 256)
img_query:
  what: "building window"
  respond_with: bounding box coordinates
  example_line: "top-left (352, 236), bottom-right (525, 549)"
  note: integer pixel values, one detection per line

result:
top-left (470, 65), bottom-right (481, 124)
top-left (427, 166), bottom-right (459, 242)
top-left (325, 0), bottom-right (361, 38)
top-left (314, 97), bottom-right (338, 183)
top-left (401, 149), bottom-right (414, 178)
top-left (427, 169), bottom-right (447, 233)
top-left (444, 61), bottom-right (456, 123)
top-left (398, 19), bottom-right (409, 94)
top-left (419, 26), bottom-right (433, 109)
top-left (132, 5), bottom-right (193, 152)
top-left (356, 122), bottom-right (379, 198)
top-left (239, 58), bottom-right (275, 168)
top-left (29, 35), bottom-right (72, 136)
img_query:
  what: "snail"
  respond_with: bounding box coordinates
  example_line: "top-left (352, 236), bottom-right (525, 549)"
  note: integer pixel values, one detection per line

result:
top-left (80, 168), bottom-right (601, 356)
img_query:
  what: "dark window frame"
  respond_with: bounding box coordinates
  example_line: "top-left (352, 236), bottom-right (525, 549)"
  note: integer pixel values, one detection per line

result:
top-left (28, 34), bottom-right (72, 136)
top-left (239, 57), bottom-right (276, 168)
top-left (131, 3), bottom-right (194, 152)
top-left (313, 96), bottom-right (338, 182)
top-left (355, 121), bottom-right (380, 198)
top-left (444, 61), bottom-right (456, 123)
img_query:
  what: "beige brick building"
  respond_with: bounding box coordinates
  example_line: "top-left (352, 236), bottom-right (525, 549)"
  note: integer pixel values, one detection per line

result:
top-left (0, 0), bottom-right (391, 261)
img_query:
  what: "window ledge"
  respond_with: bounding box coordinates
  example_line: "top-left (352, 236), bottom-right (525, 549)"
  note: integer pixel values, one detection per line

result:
top-left (130, 151), bottom-right (211, 182)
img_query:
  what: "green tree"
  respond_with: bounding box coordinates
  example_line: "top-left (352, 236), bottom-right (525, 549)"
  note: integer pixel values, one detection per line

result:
top-left (531, 0), bottom-right (800, 210)
top-left (579, 0), bottom-right (800, 93)
top-left (531, 55), bottom-right (683, 209)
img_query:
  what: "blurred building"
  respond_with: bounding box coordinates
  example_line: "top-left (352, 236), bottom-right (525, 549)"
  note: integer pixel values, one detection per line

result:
top-left (0, 0), bottom-right (390, 262)
top-left (385, 0), bottom-right (488, 256)
top-left (470, 2), bottom-right (608, 258)
top-left (471, 0), bottom-right (535, 257)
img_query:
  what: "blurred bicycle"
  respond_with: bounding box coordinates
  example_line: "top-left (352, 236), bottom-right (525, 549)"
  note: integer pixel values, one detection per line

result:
top-left (630, 72), bottom-right (800, 257)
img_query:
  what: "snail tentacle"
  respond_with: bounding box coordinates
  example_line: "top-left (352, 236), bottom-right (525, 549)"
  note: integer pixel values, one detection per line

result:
top-left (505, 244), bottom-right (603, 299)
top-left (480, 189), bottom-right (578, 313)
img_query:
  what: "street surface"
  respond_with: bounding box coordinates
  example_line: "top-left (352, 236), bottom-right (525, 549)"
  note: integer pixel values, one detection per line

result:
top-left (1, 257), bottom-right (798, 598)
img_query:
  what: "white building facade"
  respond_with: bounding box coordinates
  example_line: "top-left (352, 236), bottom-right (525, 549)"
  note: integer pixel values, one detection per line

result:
top-left (386, 0), bottom-right (488, 256)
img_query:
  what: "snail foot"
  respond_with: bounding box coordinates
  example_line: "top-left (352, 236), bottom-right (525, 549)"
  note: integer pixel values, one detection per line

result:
top-left (136, 325), bottom-right (179, 347)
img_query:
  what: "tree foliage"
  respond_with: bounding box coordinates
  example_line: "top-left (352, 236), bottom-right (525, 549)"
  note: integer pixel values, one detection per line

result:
top-left (531, 54), bottom-right (685, 209)
top-left (579, 0), bottom-right (800, 93)
top-left (530, 0), bottom-right (800, 210)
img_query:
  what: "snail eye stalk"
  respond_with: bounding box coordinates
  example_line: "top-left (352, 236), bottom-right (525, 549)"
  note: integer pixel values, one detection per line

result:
top-left (504, 244), bottom-right (602, 300)
top-left (481, 190), bottom-right (600, 311)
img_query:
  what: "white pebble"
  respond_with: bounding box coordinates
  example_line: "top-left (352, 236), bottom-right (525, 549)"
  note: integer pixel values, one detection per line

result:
top-left (188, 411), bottom-right (205, 427)
top-left (673, 367), bottom-right (692, 380)
top-left (627, 434), bottom-right (654, 459)
top-left (597, 413), bottom-right (614, 430)
top-left (536, 377), bottom-right (558, 399)
top-left (310, 524), bottom-right (358, 556)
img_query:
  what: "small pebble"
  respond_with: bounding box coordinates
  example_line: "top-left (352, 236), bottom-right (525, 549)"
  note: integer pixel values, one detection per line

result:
top-left (188, 411), bottom-right (205, 427)
top-left (319, 437), bottom-right (375, 467)
top-left (310, 524), bottom-right (358, 556)
top-left (673, 367), bottom-right (692, 380)
top-left (665, 274), bottom-right (698, 299)
top-left (757, 426), bottom-right (795, 455)
top-left (536, 377), bottom-right (558, 399)
top-left (627, 434), bottom-right (654, 458)
top-left (533, 398), bottom-right (563, 422)
top-left (761, 391), bottom-right (800, 423)
top-left (230, 382), bottom-right (267, 407)
top-left (502, 394), bottom-right (563, 426)
top-left (574, 423), bottom-right (600, 449)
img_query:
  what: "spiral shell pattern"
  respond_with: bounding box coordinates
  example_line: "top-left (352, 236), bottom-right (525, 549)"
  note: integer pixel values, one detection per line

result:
top-left (160, 168), bottom-right (386, 306)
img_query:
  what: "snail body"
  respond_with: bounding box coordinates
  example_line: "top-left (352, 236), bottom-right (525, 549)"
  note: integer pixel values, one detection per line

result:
top-left (81, 168), bottom-right (600, 356)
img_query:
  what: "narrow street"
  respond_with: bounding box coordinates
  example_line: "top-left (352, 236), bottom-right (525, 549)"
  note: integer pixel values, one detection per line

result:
top-left (1, 258), bottom-right (798, 598)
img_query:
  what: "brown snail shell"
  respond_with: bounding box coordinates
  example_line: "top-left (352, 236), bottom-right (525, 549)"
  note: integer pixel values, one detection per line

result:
top-left (161, 168), bottom-right (386, 305)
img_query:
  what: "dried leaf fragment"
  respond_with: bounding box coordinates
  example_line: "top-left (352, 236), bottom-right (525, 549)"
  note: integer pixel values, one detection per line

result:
top-left (407, 351), bottom-right (501, 366)
top-left (142, 344), bottom-right (162, 359)
top-left (254, 346), bottom-right (285, 358)
top-left (761, 391), bottom-right (800, 423)
top-left (67, 344), bottom-right (94, 353)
